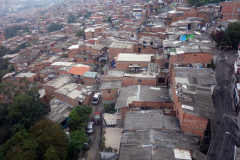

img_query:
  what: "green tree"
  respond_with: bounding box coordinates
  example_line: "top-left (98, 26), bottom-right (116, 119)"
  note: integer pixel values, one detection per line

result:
top-left (68, 14), bottom-right (76, 23)
top-left (4, 25), bottom-right (21, 39)
top-left (154, 7), bottom-right (159, 14)
top-left (223, 22), bottom-right (240, 49)
top-left (60, 54), bottom-right (68, 58)
top-left (104, 103), bottom-right (116, 114)
top-left (68, 105), bottom-right (92, 131)
top-left (70, 130), bottom-right (88, 150)
top-left (121, 0), bottom-right (123, 4)
top-left (47, 23), bottom-right (63, 33)
top-left (84, 12), bottom-right (92, 19)
top-left (0, 120), bottom-right (69, 160)
top-left (107, 16), bottom-right (112, 23)
top-left (7, 93), bottom-right (46, 132)
top-left (76, 29), bottom-right (85, 37)
top-left (0, 103), bottom-right (10, 144)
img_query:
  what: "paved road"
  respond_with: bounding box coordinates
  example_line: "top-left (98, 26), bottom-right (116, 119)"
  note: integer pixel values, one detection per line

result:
top-left (79, 98), bottom-right (104, 160)
top-left (207, 49), bottom-right (237, 160)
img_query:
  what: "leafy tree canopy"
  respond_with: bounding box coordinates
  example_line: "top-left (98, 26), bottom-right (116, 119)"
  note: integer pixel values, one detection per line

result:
top-left (186, 0), bottom-right (224, 6)
top-left (47, 23), bottom-right (63, 33)
top-left (107, 16), bottom-right (112, 23)
top-left (84, 12), bottom-right (92, 19)
top-left (70, 130), bottom-right (88, 151)
top-left (0, 81), bottom-right (47, 144)
top-left (68, 105), bottom-right (92, 132)
top-left (223, 22), bottom-right (240, 49)
top-left (0, 120), bottom-right (69, 160)
top-left (4, 25), bottom-right (21, 39)
top-left (60, 54), bottom-right (68, 58)
top-left (68, 14), bottom-right (76, 23)
top-left (76, 29), bottom-right (85, 37)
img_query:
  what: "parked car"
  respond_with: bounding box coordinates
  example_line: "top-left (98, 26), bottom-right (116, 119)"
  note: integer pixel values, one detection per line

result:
top-left (92, 93), bottom-right (101, 105)
top-left (94, 111), bottom-right (102, 125)
top-left (83, 137), bottom-right (92, 150)
top-left (86, 122), bottom-right (94, 134)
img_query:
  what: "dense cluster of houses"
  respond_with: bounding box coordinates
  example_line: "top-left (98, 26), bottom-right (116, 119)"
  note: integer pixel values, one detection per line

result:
top-left (1, 0), bottom-right (240, 159)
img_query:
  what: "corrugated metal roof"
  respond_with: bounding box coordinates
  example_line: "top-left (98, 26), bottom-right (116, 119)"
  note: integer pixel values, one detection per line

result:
top-left (16, 73), bottom-right (36, 78)
top-left (45, 98), bottom-right (73, 124)
top-left (83, 71), bottom-right (97, 78)
top-left (100, 81), bottom-right (122, 89)
top-left (115, 85), bottom-right (171, 109)
top-left (116, 53), bottom-right (154, 62)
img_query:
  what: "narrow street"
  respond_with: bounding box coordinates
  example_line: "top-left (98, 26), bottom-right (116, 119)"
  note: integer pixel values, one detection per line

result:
top-left (207, 50), bottom-right (237, 160)
top-left (79, 96), bottom-right (104, 160)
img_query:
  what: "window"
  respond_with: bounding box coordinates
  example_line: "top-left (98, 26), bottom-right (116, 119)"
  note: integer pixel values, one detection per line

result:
top-left (108, 90), bottom-right (111, 93)
top-left (158, 77), bottom-right (165, 83)
top-left (237, 8), bottom-right (240, 11)
top-left (138, 48), bottom-right (141, 53)
top-left (143, 41), bottom-right (146, 44)
top-left (138, 79), bottom-right (142, 83)
top-left (150, 42), bottom-right (153, 45)
top-left (71, 74), bottom-right (73, 77)
top-left (84, 58), bottom-right (87, 61)
top-left (78, 75), bottom-right (80, 78)
top-left (239, 15), bottom-right (240, 18)
top-left (78, 101), bottom-right (82, 105)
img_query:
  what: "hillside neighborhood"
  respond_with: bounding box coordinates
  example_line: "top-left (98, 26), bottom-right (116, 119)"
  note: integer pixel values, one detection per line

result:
top-left (0, 0), bottom-right (240, 159)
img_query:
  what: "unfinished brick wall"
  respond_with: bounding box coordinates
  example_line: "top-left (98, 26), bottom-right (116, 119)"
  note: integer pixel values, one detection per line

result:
top-left (51, 48), bottom-right (63, 52)
top-left (220, 1), bottom-right (240, 21)
top-left (171, 69), bottom-right (208, 138)
top-left (132, 101), bottom-right (173, 108)
top-left (44, 85), bottom-right (56, 102)
top-left (83, 77), bottom-right (96, 85)
top-left (137, 32), bottom-right (159, 39)
top-left (115, 61), bottom-right (149, 70)
top-left (68, 49), bottom-right (79, 58)
top-left (75, 57), bottom-right (95, 65)
top-left (101, 88), bottom-right (120, 103)
top-left (145, 26), bottom-right (166, 33)
top-left (133, 44), bottom-right (163, 54)
top-left (169, 52), bottom-right (213, 76)
top-left (58, 70), bottom-right (68, 75)
top-left (181, 113), bottom-right (208, 137)
top-left (85, 31), bottom-right (95, 40)
top-left (109, 46), bottom-right (134, 61)
top-left (102, 76), bottom-right (156, 86)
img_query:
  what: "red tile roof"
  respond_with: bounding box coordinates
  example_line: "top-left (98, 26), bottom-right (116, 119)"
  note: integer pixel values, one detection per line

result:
top-left (68, 66), bottom-right (90, 76)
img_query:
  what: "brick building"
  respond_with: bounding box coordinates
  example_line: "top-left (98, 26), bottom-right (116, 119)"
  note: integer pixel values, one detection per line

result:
top-left (114, 53), bottom-right (154, 70)
top-left (12, 50), bottom-right (41, 71)
top-left (43, 75), bottom-right (77, 102)
top-left (0, 31), bottom-right (6, 47)
top-left (51, 62), bottom-right (74, 73)
top-left (163, 32), bottom-right (215, 75)
top-left (103, 62), bottom-right (168, 86)
top-left (83, 71), bottom-right (97, 85)
top-left (100, 81), bottom-right (122, 104)
top-left (219, 1), bottom-right (240, 21)
top-left (170, 67), bottom-right (217, 137)
top-left (115, 85), bottom-right (173, 119)
top-left (2, 72), bottom-right (37, 86)
top-left (109, 42), bottom-right (135, 61)
top-left (54, 83), bottom-right (95, 107)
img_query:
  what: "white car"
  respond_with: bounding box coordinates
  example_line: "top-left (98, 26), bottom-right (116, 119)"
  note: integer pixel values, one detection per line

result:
top-left (92, 93), bottom-right (101, 105)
